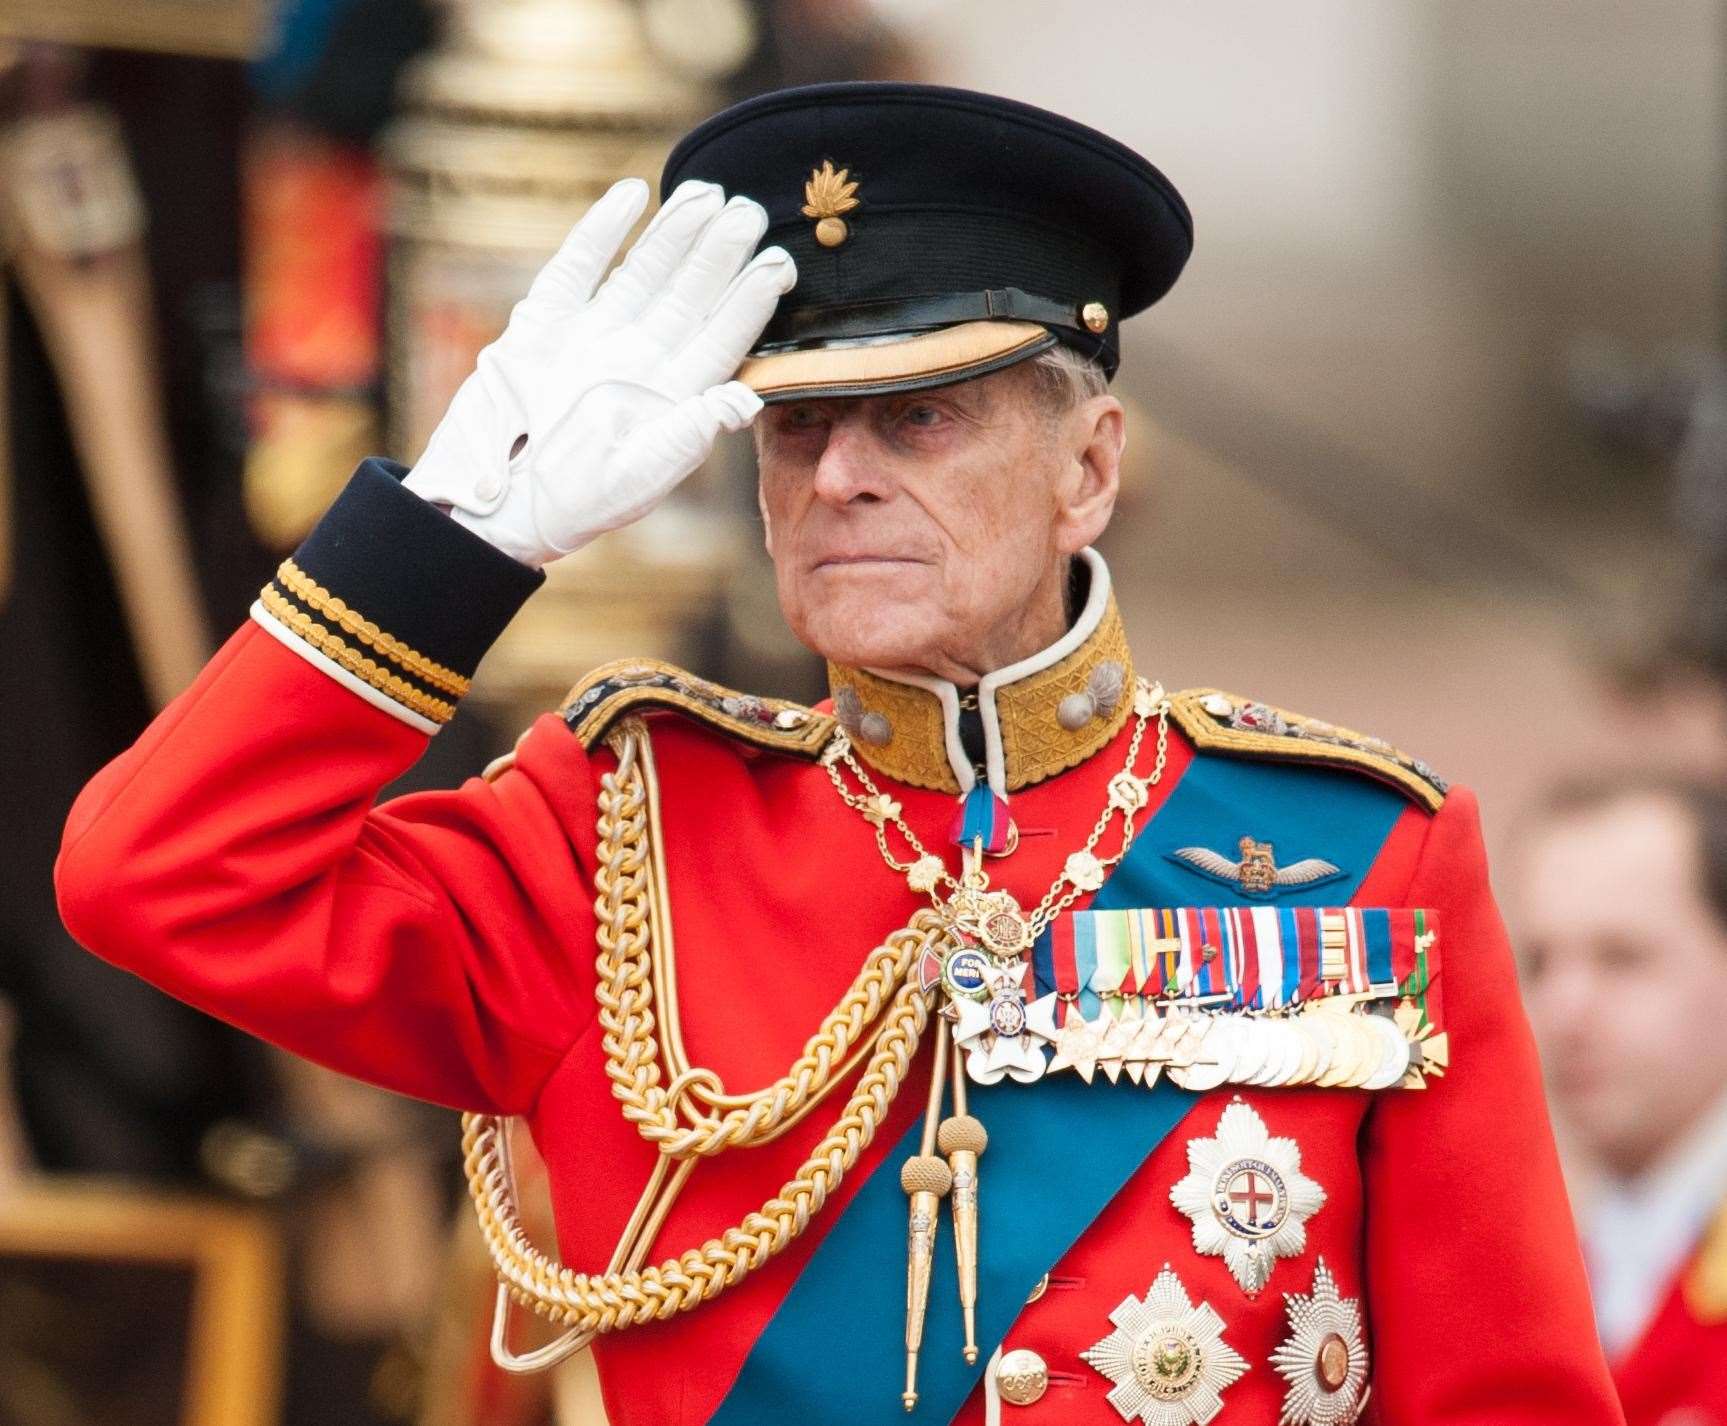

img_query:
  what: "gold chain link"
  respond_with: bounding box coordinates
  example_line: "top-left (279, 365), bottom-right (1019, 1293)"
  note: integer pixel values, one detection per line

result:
top-left (826, 679), bottom-right (1170, 935)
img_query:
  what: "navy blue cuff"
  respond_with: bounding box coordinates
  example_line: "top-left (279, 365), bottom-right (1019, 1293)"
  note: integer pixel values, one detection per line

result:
top-left (256, 458), bottom-right (544, 725)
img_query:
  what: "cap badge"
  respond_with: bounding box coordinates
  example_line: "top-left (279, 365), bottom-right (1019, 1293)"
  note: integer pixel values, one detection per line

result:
top-left (802, 159), bottom-right (860, 247)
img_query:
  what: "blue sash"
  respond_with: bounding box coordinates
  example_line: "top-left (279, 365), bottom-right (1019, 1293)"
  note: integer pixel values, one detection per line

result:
top-left (708, 752), bottom-right (1405, 1424)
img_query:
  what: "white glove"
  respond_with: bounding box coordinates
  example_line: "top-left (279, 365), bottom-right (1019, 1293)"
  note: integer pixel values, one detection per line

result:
top-left (404, 177), bottom-right (796, 567)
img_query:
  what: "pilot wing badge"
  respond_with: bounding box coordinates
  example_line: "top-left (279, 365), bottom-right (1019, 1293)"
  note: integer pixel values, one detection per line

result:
top-left (1168, 836), bottom-right (1345, 899)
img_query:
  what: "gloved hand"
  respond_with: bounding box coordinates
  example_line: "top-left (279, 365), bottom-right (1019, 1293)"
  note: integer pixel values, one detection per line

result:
top-left (403, 177), bottom-right (795, 567)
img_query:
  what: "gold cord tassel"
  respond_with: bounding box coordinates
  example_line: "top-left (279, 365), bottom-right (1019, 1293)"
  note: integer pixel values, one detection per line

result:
top-left (940, 1037), bottom-right (988, 1364)
top-left (902, 1017), bottom-right (954, 1410)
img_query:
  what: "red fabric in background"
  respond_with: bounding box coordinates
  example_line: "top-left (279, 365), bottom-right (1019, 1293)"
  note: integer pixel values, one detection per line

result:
top-left (1613, 1244), bottom-right (1727, 1426)
top-left (244, 129), bottom-right (382, 394)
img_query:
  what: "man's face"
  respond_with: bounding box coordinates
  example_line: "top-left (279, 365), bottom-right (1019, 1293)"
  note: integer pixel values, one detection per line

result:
top-left (754, 363), bottom-right (1118, 682)
top-left (1515, 793), bottom-right (1727, 1177)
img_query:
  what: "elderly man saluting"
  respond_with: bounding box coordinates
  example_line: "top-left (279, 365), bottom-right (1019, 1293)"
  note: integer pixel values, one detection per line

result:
top-left (57, 84), bottom-right (1622, 1426)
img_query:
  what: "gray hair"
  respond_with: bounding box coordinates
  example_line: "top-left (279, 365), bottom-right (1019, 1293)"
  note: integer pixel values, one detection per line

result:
top-left (1026, 343), bottom-right (1110, 413)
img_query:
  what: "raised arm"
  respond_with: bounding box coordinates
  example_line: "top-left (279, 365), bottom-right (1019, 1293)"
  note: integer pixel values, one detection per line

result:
top-left (56, 176), bottom-right (795, 1115)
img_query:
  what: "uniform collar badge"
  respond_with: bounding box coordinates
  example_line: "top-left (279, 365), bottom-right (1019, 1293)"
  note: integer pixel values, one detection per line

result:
top-left (1166, 836), bottom-right (1344, 899)
top-left (1270, 1257), bottom-right (1369, 1425)
top-left (1080, 1264), bottom-right (1249, 1426)
top-left (1170, 1099), bottom-right (1326, 1295)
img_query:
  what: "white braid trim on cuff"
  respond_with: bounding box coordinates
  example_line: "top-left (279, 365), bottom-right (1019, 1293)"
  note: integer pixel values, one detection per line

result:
top-left (250, 600), bottom-right (443, 735)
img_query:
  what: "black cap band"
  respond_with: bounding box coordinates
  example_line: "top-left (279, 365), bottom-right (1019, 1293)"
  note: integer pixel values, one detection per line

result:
top-left (755, 288), bottom-right (1112, 370)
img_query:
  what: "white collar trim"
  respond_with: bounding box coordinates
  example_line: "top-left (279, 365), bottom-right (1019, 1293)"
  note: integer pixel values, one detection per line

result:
top-left (864, 548), bottom-right (1113, 799)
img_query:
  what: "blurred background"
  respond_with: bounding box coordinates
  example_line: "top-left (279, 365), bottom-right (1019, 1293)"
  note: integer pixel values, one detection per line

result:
top-left (2, 1), bottom-right (1725, 1423)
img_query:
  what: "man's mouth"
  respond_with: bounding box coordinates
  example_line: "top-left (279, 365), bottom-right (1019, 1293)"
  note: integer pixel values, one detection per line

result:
top-left (811, 554), bottom-right (929, 572)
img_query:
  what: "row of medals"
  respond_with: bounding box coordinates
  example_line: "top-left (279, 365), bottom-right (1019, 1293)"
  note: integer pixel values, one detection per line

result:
top-left (930, 885), bottom-right (1425, 1092)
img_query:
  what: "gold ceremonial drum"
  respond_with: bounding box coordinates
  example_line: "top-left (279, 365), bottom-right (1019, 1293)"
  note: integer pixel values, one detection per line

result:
top-left (383, 0), bottom-right (739, 725)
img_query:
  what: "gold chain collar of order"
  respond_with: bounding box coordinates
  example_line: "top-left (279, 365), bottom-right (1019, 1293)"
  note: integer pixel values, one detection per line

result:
top-left (824, 675), bottom-right (1170, 1402)
top-left (823, 677), bottom-right (1170, 952)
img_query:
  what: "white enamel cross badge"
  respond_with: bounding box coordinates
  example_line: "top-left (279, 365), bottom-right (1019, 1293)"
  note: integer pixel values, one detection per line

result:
top-left (1170, 1099), bottom-right (1326, 1294)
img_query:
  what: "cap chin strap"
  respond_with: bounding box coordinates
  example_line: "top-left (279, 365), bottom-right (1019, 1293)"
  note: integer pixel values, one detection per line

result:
top-left (756, 287), bottom-right (1115, 372)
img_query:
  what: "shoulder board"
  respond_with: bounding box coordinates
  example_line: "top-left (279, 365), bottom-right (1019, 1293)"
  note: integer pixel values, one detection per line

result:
top-left (1169, 688), bottom-right (1448, 812)
top-left (1684, 1195), bottom-right (1727, 1323)
top-left (559, 657), bottom-right (835, 757)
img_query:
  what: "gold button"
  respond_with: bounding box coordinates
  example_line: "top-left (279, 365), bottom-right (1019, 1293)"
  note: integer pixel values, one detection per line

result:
top-left (1081, 301), bottom-right (1110, 333)
top-left (1315, 1332), bottom-right (1350, 1391)
top-left (996, 1347), bottom-right (1049, 1406)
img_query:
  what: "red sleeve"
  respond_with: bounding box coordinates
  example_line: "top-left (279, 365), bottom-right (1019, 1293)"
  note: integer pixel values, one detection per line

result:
top-left (1361, 785), bottom-right (1623, 1423)
top-left (56, 621), bottom-right (600, 1114)
top-left (53, 459), bottom-right (609, 1116)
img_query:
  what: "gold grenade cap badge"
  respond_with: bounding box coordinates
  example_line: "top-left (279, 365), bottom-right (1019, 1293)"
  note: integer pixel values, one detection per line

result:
top-left (802, 159), bottom-right (860, 247)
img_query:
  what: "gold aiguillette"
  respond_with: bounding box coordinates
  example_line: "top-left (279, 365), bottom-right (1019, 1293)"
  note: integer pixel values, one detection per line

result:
top-left (939, 1034), bottom-right (987, 1364)
top-left (902, 1017), bottom-right (953, 1410)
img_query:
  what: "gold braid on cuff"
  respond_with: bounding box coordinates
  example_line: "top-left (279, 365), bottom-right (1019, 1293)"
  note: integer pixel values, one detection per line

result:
top-left (275, 559), bottom-right (472, 697)
top-left (462, 718), bottom-right (940, 1368)
top-left (258, 584), bottom-right (458, 725)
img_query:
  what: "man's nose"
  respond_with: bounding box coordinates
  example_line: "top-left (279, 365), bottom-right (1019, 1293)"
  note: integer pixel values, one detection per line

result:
top-left (810, 417), bottom-right (893, 507)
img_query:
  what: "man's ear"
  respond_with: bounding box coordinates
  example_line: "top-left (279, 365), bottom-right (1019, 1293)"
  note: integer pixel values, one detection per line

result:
top-left (1055, 394), bottom-right (1124, 555)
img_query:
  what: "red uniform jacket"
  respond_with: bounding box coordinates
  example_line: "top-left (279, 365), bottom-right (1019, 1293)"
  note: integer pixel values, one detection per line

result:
top-left (56, 460), bottom-right (1622, 1425)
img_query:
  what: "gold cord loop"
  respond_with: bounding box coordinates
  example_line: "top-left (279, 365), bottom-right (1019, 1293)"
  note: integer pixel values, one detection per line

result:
top-left (464, 719), bottom-right (941, 1358)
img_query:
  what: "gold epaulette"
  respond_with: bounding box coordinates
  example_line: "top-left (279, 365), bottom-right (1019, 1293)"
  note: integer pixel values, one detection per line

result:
top-left (558, 657), bottom-right (835, 757)
top-left (1169, 688), bottom-right (1448, 813)
top-left (1684, 1197), bottom-right (1727, 1323)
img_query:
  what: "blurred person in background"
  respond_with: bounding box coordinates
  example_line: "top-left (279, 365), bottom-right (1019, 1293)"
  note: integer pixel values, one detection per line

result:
top-left (1516, 775), bottom-right (1727, 1426)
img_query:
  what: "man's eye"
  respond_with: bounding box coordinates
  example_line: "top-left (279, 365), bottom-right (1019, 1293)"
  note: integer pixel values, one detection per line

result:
top-left (903, 405), bottom-right (943, 426)
top-left (781, 406), bottom-right (824, 431)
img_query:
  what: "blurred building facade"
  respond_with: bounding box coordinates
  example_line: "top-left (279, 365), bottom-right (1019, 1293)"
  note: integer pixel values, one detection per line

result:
top-left (917, 0), bottom-right (1727, 841)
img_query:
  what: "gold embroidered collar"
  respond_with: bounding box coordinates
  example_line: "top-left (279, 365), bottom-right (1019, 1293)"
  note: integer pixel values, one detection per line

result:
top-left (826, 549), bottom-right (1133, 797)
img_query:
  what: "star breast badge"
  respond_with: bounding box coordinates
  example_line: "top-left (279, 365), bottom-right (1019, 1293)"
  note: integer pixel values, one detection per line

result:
top-left (1167, 836), bottom-right (1343, 898)
top-left (1270, 1258), bottom-right (1369, 1425)
top-left (1170, 1100), bottom-right (1326, 1295)
top-left (1080, 1265), bottom-right (1249, 1426)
